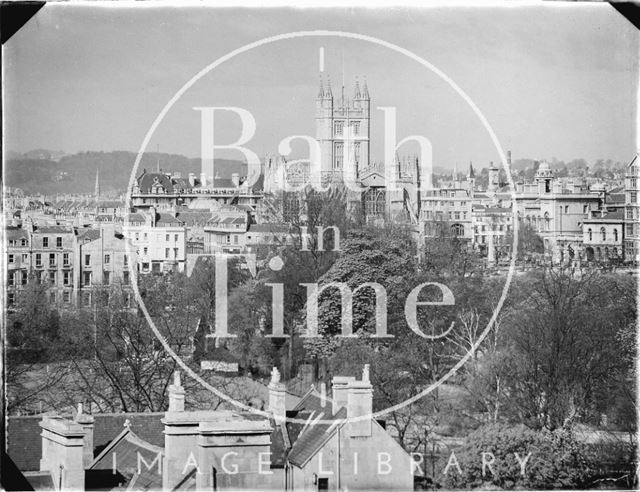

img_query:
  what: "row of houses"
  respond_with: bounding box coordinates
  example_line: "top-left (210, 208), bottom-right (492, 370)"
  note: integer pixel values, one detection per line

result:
top-left (4, 205), bottom-right (293, 307)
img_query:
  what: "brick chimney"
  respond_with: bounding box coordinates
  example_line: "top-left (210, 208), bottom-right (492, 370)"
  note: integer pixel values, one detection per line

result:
top-left (268, 367), bottom-right (286, 423)
top-left (346, 365), bottom-right (373, 437)
top-left (74, 403), bottom-right (95, 468)
top-left (168, 370), bottom-right (185, 412)
top-left (39, 416), bottom-right (86, 490)
top-left (331, 376), bottom-right (355, 415)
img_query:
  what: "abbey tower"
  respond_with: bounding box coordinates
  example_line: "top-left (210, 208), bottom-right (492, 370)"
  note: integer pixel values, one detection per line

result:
top-left (315, 75), bottom-right (371, 176)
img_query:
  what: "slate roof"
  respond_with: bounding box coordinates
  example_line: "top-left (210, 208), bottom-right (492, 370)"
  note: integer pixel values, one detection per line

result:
top-left (77, 228), bottom-right (101, 243)
top-left (89, 427), bottom-right (164, 491)
top-left (5, 227), bottom-right (29, 241)
top-left (287, 406), bottom-right (347, 468)
top-left (156, 213), bottom-right (184, 226)
top-left (175, 210), bottom-right (213, 227)
top-left (35, 226), bottom-right (73, 234)
top-left (7, 412), bottom-right (165, 472)
top-left (137, 172), bottom-right (175, 194)
top-left (248, 223), bottom-right (290, 234)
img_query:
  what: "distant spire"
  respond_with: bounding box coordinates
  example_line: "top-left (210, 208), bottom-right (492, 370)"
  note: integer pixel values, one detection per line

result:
top-left (94, 169), bottom-right (100, 199)
top-left (467, 161), bottom-right (475, 179)
top-left (354, 76), bottom-right (361, 99)
top-left (317, 75), bottom-right (325, 98)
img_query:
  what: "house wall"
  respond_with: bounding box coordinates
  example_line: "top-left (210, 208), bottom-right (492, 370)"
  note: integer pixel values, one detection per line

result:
top-left (291, 422), bottom-right (414, 491)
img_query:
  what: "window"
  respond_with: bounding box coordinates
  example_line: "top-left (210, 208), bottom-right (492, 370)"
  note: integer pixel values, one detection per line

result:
top-left (123, 271), bottom-right (130, 285)
top-left (49, 271), bottom-right (55, 284)
top-left (135, 232), bottom-right (139, 241)
top-left (104, 254), bottom-right (110, 264)
top-left (143, 247), bottom-right (148, 255)
top-left (8, 272), bottom-right (14, 287)
top-left (103, 271), bottom-right (110, 285)
top-left (334, 121), bottom-right (344, 136)
top-left (84, 254), bottom-right (91, 266)
top-left (614, 229), bottom-right (619, 242)
top-left (8, 293), bottom-right (15, 305)
top-left (583, 205), bottom-right (588, 214)
top-left (165, 248), bottom-right (170, 259)
top-left (124, 254), bottom-right (128, 267)
top-left (588, 228), bottom-right (593, 241)
top-left (627, 224), bottom-right (634, 236)
top-left (174, 248), bottom-right (178, 258)
top-left (42, 237), bottom-right (49, 248)
top-left (63, 253), bottom-right (70, 266)
top-left (601, 227), bottom-right (606, 242)
top-left (166, 234), bottom-right (170, 241)
top-left (49, 253), bottom-right (56, 267)
top-left (8, 254), bottom-right (14, 264)
top-left (83, 272), bottom-right (92, 286)
top-left (56, 237), bottom-right (62, 248)
top-left (234, 235), bottom-right (239, 244)
top-left (632, 192), bottom-right (637, 203)
top-left (175, 234), bottom-right (178, 242)
top-left (21, 239), bottom-right (27, 246)
top-left (82, 292), bottom-right (91, 307)
top-left (564, 206), bottom-right (569, 213)
top-left (22, 254), bottom-right (28, 263)
top-left (63, 271), bottom-right (71, 286)
top-left (143, 233), bottom-right (148, 240)
top-left (63, 291), bottom-right (71, 304)
top-left (49, 291), bottom-right (56, 304)
top-left (226, 235), bottom-right (231, 244)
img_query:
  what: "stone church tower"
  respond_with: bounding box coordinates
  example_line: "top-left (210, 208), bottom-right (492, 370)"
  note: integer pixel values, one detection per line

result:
top-left (315, 75), bottom-right (371, 178)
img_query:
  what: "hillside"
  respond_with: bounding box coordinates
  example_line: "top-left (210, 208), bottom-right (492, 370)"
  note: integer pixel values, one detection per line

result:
top-left (3, 151), bottom-right (247, 195)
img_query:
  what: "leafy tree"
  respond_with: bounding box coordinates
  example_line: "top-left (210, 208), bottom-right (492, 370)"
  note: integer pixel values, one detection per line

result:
top-left (439, 424), bottom-right (595, 490)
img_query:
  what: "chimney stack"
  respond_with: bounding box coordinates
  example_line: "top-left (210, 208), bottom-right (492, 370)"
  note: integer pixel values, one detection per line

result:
top-left (200, 172), bottom-right (208, 188)
top-left (74, 403), bottom-right (95, 468)
top-left (39, 416), bottom-right (86, 490)
top-left (231, 173), bottom-right (240, 187)
top-left (346, 365), bottom-right (373, 437)
top-left (268, 367), bottom-right (286, 423)
top-left (188, 173), bottom-right (196, 187)
top-left (168, 371), bottom-right (185, 412)
top-left (331, 376), bottom-right (355, 415)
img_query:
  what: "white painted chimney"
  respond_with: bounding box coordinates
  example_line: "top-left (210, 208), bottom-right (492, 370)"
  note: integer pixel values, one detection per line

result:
top-left (231, 173), bottom-right (240, 187)
top-left (168, 371), bottom-right (185, 412)
top-left (331, 376), bottom-right (355, 415)
top-left (346, 365), bottom-right (373, 437)
top-left (268, 367), bottom-right (286, 423)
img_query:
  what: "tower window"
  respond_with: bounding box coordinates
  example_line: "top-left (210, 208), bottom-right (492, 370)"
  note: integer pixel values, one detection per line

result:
top-left (334, 121), bottom-right (344, 136)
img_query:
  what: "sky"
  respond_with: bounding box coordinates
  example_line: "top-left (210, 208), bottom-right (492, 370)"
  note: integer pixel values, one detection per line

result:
top-left (3, 3), bottom-right (638, 170)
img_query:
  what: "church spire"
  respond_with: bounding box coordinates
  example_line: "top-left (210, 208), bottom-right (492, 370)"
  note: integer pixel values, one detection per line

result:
top-left (94, 169), bottom-right (100, 199)
top-left (317, 75), bottom-right (325, 99)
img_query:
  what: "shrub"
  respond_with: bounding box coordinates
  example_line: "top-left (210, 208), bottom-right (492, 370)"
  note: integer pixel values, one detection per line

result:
top-left (438, 424), bottom-right (594, 489)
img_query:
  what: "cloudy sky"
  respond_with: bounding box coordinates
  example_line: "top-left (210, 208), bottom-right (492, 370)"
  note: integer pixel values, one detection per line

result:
top-left (3, 3), bottom-right (638, 169)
